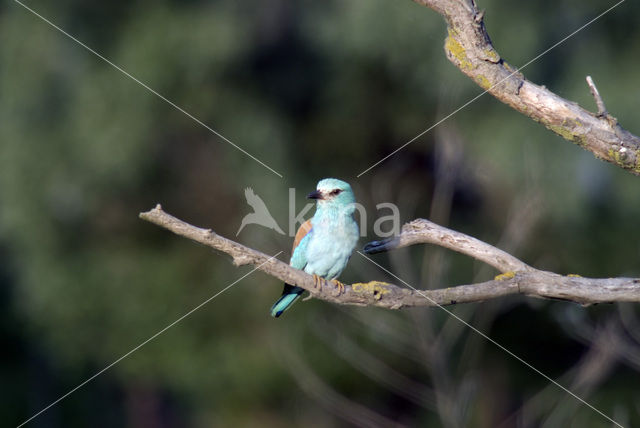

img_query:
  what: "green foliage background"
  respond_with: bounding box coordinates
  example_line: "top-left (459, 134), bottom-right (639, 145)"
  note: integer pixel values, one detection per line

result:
top-left (1, 0), bottom-right (639, 426)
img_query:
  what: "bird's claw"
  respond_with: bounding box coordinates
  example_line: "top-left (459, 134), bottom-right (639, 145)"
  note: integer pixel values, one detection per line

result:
top-left (330, 279), bottom-right (345, 296)
top-left (312, 274), bottom-right (323, 289)
top-left (312, 275), bottom-right (345, 296)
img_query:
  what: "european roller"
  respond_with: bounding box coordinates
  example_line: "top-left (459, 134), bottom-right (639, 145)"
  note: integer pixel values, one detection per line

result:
top-left (270, 178), bottom-right (359, 318)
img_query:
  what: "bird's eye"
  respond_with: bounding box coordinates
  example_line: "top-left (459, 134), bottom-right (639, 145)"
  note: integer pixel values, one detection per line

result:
top-left (330, 189), bottom-right (342, 196)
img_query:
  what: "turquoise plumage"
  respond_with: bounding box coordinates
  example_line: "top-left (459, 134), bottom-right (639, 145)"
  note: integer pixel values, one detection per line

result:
top-left (271, 178), bottom-right (359, 317)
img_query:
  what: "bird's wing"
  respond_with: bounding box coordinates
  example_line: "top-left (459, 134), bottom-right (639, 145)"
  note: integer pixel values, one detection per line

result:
top-left (292, 219), bottom-right (312, 253)
top-left (290, 221), bottom-right (312, 270)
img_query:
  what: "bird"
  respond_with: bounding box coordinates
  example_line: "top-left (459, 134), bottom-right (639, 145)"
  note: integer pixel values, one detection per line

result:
top-left (236, 187), bottom-right (285, 236)
top-left (271, 178), bottom-right (359, 318)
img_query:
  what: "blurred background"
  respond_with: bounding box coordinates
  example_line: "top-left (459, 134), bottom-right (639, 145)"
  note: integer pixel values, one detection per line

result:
top-left (2, 0), bottom-right (640, 426)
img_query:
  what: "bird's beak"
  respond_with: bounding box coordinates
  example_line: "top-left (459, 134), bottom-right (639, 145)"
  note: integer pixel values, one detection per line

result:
top-left (307, 190), bottom-right (324, 200)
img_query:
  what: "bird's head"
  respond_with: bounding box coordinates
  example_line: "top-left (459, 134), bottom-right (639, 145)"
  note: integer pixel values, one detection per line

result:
top-left (308, 178), bottom-right (356, 212)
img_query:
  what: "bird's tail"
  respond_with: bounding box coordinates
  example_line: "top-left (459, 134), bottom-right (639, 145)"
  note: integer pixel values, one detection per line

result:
top-left (270, 284), bottom-right (305, 318)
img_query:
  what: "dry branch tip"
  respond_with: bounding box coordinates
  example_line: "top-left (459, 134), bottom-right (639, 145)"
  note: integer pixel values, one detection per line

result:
top-left (586, 75), bottom-right (609, 117)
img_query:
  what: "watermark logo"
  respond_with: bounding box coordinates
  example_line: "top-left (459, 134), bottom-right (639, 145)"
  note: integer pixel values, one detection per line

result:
top-left (236, 188), bottom-right (285, 236)
top-left (237, 188), bottom-right (400, 238)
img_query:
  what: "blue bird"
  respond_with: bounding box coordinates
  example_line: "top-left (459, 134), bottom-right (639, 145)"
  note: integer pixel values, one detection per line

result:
top-left (271, 178), bottom-right (359, 318)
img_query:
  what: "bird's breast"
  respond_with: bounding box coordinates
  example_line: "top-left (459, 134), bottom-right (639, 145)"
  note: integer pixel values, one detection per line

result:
top-left (304, 218), bottom-right (358, 279)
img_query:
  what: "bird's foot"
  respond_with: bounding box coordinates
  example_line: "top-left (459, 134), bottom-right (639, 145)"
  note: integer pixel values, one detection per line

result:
top-left (330, 279), bottom-right (346, 296)
top-left (312, 274), bottom-right (323, 289)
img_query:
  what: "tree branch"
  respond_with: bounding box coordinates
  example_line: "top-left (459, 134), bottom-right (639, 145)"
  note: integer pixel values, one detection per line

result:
top-left (139, 205), bottom-right (640, 308)
top-left (586, 75), bottom-right (609, 118)
top-left (414, 0), bottom-right (640, 175)
top-left (363, 219), bottom-right (534, 273)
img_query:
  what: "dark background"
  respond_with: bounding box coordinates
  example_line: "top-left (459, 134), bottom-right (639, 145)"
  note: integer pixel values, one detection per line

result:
top-left (2, 0), bottom-right (639, 426)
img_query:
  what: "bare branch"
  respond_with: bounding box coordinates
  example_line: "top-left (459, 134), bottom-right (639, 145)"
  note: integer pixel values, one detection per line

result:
top-left (586, 75), bottom-right (609, 117)
top-left (140, 205), bottom-right (640, 308)
top-left (412, 0), bottom-right (640, 175)
top-left (363, 219), bottom-right (533, 273)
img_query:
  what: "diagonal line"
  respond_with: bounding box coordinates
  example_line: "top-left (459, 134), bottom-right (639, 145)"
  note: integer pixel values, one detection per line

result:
top-left (17, 251), bottom-right (283, 428)
top-left (357, 0), bottom-right (625, 178)
top-left (356, 251), bottom-right (625, 428)
top-left (14, 0), bottom-right (283, 179)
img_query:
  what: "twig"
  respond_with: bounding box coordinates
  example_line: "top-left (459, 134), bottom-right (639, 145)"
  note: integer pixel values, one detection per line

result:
top-left (586, 75), bottom-right (609, 117)
top-left (412, 0), bottom-right (640, 175)
top-left (140, 205), bottom-right (640, 308)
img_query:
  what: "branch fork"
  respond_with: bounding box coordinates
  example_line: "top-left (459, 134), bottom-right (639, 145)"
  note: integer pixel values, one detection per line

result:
top-left (415, 0), bottom-right (640, 174)
top-left (140, 205), bottom-right (640, 309)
